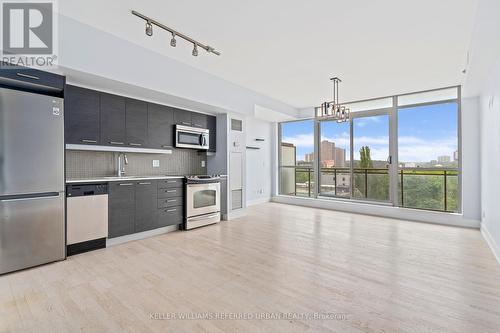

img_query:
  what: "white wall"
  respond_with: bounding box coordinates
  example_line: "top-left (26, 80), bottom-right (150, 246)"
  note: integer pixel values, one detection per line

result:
top-left (464, 0), bottom-right (500, 263)
top-left (245, 117), bottom-right (273, 205)
top-left (461, 97), bottom-right (482, 222)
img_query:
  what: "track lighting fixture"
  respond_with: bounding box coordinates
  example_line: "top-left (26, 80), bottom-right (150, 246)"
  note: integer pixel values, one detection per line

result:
top-left (132, 10), bottom-right (221, 56)
top-left (145, 21), bottom-right (153, 36)
top-left (170, 33), bottom-right (177, 47)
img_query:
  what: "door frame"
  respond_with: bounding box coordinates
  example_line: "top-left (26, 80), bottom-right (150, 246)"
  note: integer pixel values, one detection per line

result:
top-left (316, 102), bottom-right (397, 205)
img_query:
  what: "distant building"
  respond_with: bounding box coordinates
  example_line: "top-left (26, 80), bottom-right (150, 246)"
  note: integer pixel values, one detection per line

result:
top-left (438, 155), bottom-right (451, 163)
top-left (304, 140), bottom-right (346, 167)
top-left (453, 150), bottom-right (459, 161)
top-left (401, 162), bottom-right (416, 168)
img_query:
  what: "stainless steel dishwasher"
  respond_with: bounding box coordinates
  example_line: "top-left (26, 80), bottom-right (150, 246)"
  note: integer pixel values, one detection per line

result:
top-left (66, 184), bottom-right (108, 256)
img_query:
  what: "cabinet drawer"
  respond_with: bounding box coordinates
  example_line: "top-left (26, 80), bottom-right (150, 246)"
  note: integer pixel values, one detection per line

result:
top-left (158, 197), bottom-right (183, 208)
top-left (157, 207), bottom-right (183, 226)
top-left (158, 187), bottom-right (183, 198)
top-left (158, 179), bottom-right (183, 188)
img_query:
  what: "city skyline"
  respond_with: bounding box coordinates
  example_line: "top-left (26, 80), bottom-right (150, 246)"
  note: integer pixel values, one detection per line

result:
top-left (281, 102), bottom-right (458, 164)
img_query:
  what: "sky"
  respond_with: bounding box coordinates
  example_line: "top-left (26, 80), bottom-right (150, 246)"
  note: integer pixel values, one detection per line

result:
top-left (281, 102), bottom-right (458, 163)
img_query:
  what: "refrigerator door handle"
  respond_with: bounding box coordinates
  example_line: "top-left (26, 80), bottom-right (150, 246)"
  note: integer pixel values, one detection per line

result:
top-left (0, 192), bottom-right (60, 202)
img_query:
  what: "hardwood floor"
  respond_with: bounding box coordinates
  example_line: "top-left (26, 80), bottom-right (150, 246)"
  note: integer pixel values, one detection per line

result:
top-left (1, 202), bottom-right (500, 332)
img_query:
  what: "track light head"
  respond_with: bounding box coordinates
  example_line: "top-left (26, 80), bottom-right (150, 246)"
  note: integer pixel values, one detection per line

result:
top-left (170, 33), bottom-right (176, 47)
top-left (192, 44), bottom-right (198, 57)
top-left (145, 21), bottom-right (153, 36)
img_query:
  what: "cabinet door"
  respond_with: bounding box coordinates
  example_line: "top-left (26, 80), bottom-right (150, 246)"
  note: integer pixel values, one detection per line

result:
top-left (108, 182), bottom-right (135, 238)
top-left (174, 108), bottom-right (192, 126)
top-left (100, 93), bottom-right (126, 146)
top-left (191, 113), bottom-right (208, 129)
top-left (65, 85), bottom-right (100, 144)
top-left (148, 103), bottom-right (174, 149)
top-left (135, 180), bottom-right (158, 232)
top-left (207, 115), bottom-right (217, 152)
top-left (126, 99), bottom-right (148, 147)
top-left (158, 206), bottom-right (183, 227)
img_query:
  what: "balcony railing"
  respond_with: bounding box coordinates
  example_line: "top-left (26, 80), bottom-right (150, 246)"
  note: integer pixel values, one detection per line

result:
top-left (279, 166), bottom-right (459, 212)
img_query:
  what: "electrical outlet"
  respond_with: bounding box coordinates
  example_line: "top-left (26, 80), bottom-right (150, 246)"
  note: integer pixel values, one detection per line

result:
top-left (201, 160), bottom-right (206, 168)
top-left (152, 160), bottom-right (160, 168)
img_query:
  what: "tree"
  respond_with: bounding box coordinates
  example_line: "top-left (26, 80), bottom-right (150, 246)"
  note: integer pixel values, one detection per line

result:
top-left (359, 146), bottom-right (373, 168)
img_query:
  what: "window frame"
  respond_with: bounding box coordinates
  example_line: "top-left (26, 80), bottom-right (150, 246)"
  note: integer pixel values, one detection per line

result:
top-left (277, 86), bottom-right (462, 213)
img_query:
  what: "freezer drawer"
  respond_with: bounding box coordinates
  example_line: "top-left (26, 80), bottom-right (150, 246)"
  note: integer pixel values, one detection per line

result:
top-left (0, 193), bottom-right (65, 274)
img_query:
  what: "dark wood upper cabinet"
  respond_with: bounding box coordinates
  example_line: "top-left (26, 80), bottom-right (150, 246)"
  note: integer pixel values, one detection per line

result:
top-left (100, 93), bottom-right (126, 146)
top-left (65, 85), bottom-right (100, 145)
top-left (191, 113), bottom-right (208, 129)
top-left (64, 85), bottom-right (216, 152)
top-left (174, 108), bottom-right (192, 126)
top-left (148, 103), bottom-right (174, 149)
top-left (207, 115), bottom-right (217, 152)
top-left (126, 99), bottom-right (148, 147)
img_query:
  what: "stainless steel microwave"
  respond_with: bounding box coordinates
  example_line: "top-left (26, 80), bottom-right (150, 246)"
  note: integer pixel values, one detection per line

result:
top-left (175, 125), bottom-right (209, 150)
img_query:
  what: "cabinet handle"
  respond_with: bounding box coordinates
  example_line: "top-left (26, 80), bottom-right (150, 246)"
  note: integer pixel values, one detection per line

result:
top-left (17, 73), bottom-right (40, 80)
top-left (129, 143), bottom-right (142, 146)
top-left (166, 190), bottom-right (177, 193)
top-left (181, 122), bottom-right (190, 125)
top-left (167, 199), bottom-right (177, 203)
top-left (109, 141), bottom-right (124, 145)
top-left (161, 145), bottom-right (171, 148)
top-left (119, 183), bottom-right (133, 186)
top-left (81, 139), bottom-right (97, 144)
top-left (139, 182), bottom-right (151, 185)
top-left (166, 208), bottom-right (177, 212)
top-left (167, 180), bottom-right (177, 183)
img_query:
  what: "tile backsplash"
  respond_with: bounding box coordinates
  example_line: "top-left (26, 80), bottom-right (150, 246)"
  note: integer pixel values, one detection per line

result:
top-left (66, 149), bottom-right (206, 179)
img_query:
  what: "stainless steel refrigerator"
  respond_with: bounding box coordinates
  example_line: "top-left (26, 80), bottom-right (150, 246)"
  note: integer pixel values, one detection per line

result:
top-left (0, 87), bottom-right (65, 274)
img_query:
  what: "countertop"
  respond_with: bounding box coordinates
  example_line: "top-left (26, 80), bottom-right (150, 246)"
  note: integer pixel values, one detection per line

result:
top-left (66, 175), bottom-right (185, 184)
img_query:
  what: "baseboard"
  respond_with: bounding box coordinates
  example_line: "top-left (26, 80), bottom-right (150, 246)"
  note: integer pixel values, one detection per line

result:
top-left (106, 225), bottom-right (179, 247)
top-left (272, 196), bottom-right (480, 229)
top-left (247, 197), bottom-right (271, 206)
top-left (481, 224), bottom-right (500, 265)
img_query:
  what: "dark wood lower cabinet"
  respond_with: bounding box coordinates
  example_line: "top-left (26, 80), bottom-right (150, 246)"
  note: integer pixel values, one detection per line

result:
top-left (158, 206), bottom-right (183, 227)
top-left (108, 182), bottom-right (135, 238)
top-left (135, 181), bottom-right (158, 233)
top-left (108, 179), bottom-right (184, 238)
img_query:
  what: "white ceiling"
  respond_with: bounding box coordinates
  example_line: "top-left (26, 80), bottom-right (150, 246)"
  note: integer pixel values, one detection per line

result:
top-left (60, 0), bottom-right (478, 108)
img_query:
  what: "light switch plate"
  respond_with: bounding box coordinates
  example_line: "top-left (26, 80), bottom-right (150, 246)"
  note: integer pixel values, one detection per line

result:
top-left (201, 160), bottom-right (206, 168)
top-left (152, 160), bottom-right (160, 168)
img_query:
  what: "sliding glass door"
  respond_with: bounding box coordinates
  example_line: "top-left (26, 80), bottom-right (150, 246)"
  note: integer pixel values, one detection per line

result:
top-left (318, 109), bottom-right (394, 203)
top-left (352, 113), bottom-right (391, 202)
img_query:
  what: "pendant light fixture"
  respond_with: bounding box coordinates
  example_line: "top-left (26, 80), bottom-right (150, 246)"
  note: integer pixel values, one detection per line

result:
top-left (317, 77), bottom-right (350, 123)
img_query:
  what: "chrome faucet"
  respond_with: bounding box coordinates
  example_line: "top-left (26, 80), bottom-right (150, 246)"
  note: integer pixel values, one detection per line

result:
top-left (117, 153), bottom-right (129, 177)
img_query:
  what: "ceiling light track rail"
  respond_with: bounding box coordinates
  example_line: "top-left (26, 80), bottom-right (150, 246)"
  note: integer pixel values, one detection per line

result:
top-left (131, 10), bottom-right (221, 56)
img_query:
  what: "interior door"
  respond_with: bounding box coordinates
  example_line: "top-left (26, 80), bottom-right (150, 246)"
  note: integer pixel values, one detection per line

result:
top-left (351, 112), bottom-right (392, 203)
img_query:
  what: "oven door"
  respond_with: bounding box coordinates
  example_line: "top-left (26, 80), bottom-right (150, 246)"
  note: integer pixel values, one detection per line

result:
top-left (186, 183), bottom-right (220, 217)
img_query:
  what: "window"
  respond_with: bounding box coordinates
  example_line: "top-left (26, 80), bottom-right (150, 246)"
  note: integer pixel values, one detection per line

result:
top-left (278, 87), bottom-right (461, 213)
top-left (318, 120), bottom-right (350, 198)
top-left (279, 120), bottom-right (315, 197)
top-left (397, 102), bottom-right (459, 212)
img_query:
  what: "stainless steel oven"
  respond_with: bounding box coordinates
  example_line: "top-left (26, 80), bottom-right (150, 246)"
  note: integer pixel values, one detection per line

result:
top-left (185, 176), bottom-right (220, 229)
top-left (175, 125), bottom-right (209, 150)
